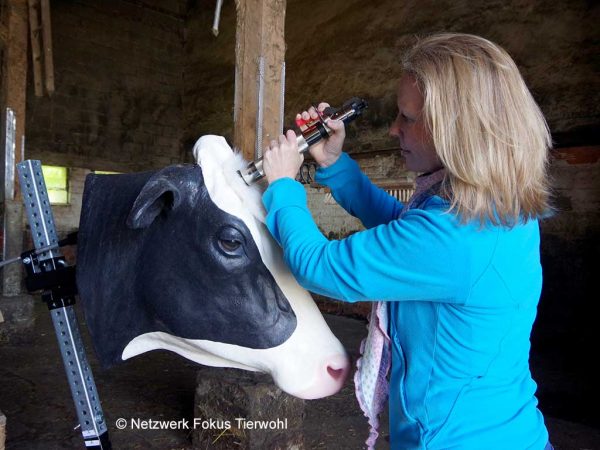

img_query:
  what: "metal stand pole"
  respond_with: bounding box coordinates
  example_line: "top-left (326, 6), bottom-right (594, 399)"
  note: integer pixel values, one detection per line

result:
top-left (16, 160), bottom-right (111, 449)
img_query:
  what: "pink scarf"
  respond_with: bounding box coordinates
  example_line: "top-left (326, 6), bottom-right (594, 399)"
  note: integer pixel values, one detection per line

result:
top-left (354, 168), bottom-right (446, 449)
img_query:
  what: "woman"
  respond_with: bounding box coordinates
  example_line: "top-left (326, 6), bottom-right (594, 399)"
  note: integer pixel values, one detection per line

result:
top-left (262, 33), bottom-right (552, 450)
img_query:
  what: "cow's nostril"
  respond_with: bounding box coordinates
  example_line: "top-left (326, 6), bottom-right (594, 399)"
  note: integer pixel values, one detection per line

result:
top-left (327, 366), bottom-right (346, 381)
top-left (326, 354), bottom-right (350, 383)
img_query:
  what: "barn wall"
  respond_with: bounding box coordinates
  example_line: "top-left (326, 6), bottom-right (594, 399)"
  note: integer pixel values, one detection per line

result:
top-left (183, 0), bottom-right (598, 236)
top-left (182, 0), bottom-right (236, 153)
top-left (25, 0), bottom-right (186, 173)
top-left (19, 0), bottom-right (186, 239)
top-left (185, 0), bottom-right (598, 150)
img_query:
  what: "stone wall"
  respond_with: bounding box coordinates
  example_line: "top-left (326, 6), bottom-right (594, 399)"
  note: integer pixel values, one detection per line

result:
top-left (185, 0), bottom-right (598, 153)
top-left (25, 0), bottom-right (186, 172)
top-left (18, 0), bottom-right (187, 266)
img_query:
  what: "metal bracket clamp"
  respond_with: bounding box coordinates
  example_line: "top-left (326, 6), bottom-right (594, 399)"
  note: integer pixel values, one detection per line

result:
top-left (16, 160), bottom-right (112, 449)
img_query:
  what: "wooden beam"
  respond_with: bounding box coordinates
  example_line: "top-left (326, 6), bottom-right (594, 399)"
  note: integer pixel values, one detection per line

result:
top-left (2, 0), bottom-right (28, 296)
top-left (40, 0), bottom-right (54, 94)
top-left (4, 0), bottom-right (28, 195)
top-left (27, 0), bottom-right (44, 97)
top-left (233, 0), bottom-right (286, 161)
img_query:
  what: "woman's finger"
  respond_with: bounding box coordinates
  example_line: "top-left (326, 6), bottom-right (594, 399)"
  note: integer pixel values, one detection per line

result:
top-left (285, 128), bottom-right (296, 142)
top-left (325, 118), bottom-right (344, 130)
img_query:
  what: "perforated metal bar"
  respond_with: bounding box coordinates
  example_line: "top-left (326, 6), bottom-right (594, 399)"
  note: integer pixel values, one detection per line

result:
top-left (16, 160), bottom-right (59, 262)
top-left (16, 160), bottom-right (110, 449)
top-left (52, 306), bottom-right (108, 445)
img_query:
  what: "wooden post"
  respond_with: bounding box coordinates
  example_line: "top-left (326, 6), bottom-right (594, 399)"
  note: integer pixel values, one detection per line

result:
top-left (233, 0), bottom-right (286, 161)
top-left (2, 0), bottom-right (28, 296)
top-left (27, 0), bottom-right (44, 97)
top-left (39, 0), bottom-right (54, 94)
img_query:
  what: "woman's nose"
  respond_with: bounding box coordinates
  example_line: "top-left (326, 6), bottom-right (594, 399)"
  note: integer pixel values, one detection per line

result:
top-left (389, 118), bottom-right (401, 138)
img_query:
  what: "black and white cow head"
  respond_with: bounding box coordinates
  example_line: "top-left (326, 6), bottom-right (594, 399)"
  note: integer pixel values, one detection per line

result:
top-left (77, 135), bottom-right (349, 399)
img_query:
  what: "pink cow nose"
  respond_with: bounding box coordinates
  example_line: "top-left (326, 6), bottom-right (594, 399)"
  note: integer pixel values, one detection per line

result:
top-left (296, 353), bottom-right (351, 400)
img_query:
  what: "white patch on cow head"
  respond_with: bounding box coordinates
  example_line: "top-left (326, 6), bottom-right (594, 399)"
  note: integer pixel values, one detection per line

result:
top-left (122, 135), bottom-right (349, 399)
top-left (193, 135), bottom-right (268, 223)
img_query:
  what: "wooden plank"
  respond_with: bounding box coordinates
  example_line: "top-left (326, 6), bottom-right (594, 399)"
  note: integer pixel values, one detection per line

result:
top-left (4, 0), bottom-right (28, 192)
top-left (27, 0), bottom-right (44, 96)
top-left (233, 0), bottom-right (286, 161)
top-left (39, 0), bottom-right (54, 94)
top-left (2, 0), bottom-right (28, 296)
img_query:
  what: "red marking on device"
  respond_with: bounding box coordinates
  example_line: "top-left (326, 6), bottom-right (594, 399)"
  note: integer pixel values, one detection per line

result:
top-left (295, 116), bottom-right (321, 133)
top-left (295, 116), bottom-right (309, 131)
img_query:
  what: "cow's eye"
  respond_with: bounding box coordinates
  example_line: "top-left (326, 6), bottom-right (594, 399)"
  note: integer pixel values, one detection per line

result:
top-left (220, 239), bottom-right (241, 252)
top-left (217, 226), bottom-right (245, 256)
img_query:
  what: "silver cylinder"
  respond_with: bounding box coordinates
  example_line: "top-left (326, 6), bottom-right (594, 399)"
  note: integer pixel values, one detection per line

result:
top-left (238, 134), bottom-right (311, 185)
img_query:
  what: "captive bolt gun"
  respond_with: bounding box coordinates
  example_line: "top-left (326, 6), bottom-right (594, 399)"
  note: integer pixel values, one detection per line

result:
top-left (238, 97), bottom-right (368, 185)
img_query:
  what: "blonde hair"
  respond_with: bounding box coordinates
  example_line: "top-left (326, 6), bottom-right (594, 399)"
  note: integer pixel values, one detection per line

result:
top-left (402, 33), bottom-right (552, 227)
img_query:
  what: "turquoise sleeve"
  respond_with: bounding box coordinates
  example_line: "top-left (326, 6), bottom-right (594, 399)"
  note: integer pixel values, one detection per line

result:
top-left (262, 177), bottom-right (470, 303)
top-left (314, 152), bottom-right (404, 228)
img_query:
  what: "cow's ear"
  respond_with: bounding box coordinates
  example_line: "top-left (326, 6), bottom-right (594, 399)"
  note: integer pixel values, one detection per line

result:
top-left (126, 176), bottom-right (182, 229)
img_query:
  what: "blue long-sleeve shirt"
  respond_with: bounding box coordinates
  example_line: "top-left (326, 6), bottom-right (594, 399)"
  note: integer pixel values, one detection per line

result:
top-left (262, 152), bottom-right (548, 449)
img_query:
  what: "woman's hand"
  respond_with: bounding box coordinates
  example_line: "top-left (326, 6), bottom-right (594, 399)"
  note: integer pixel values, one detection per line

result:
top-left (298, 102), bottom-right (346, 168)
top-left (263, 129), bottom-right (304, 184)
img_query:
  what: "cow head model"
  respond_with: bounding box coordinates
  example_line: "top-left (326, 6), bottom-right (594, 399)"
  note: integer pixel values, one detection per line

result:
top-left (76, 135), bottom-right (350, 399)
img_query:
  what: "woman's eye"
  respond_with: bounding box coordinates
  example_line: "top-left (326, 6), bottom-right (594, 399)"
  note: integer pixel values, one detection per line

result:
top-left (219, 239), bottom-right (241, 252)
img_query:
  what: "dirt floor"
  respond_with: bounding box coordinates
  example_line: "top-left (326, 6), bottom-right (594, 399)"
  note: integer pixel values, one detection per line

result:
top-left (0, 298), bottom-right (598, 450)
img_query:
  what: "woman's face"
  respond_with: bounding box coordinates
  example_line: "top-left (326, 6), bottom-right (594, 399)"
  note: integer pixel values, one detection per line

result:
top-left (389, 74), bottom-right (442, 173)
